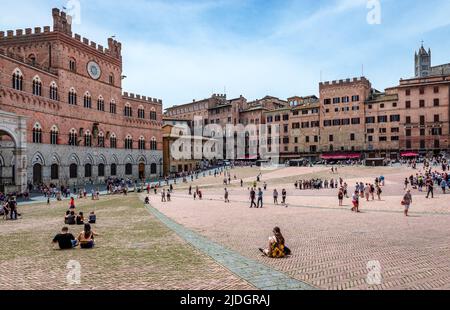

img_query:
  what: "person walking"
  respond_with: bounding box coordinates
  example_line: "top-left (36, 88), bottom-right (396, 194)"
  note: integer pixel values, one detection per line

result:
top-left (249, 188), bottom-right (257, 208)
top-left (402, 190), bottom-right (412, 217)
top-left (257, 188), bottom-right (264, 208)
top-left (273, 189), bottom-right (279, 205)
top-left (281, 189), bottom-right (287, 205)
top-left (426, 177), bottom-right (434, 199)
top-left (338, 189), bottom-right (344, 206)
top-left (224, 188), bottom-right (230, 203)
top-left (440, 179), bottom-right (446, 194)
top-left (161, 189), bottom-right (166, 202)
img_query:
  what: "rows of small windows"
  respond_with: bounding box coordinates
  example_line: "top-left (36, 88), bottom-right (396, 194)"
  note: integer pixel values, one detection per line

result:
top-left (11, 69), bottom-right (157, 120)
top-left (323, 95), bottom-right (360, 105)
top-left (323, 118), bottom-right (362, 127)
top-left (68, 58), bottom-right (115, 86)
top-left (50, 162), bottom-right (157, 180)
top-left (12, 69), bottom-right (59, 100)
top-left (31, 123), bottom-right (158, 150)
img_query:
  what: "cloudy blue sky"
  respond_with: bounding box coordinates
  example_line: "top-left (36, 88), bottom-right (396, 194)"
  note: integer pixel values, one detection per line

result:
top-left (1, 0), bottom-right (450, 107)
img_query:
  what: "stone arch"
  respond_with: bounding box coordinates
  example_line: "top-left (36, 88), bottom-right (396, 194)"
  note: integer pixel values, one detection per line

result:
top-left (110, 154), bottom-right (119, 165)
top-left (49, 153), bottom-right (61, 165)
top-left (137, 155), bottom-right (147, 164)
top-left (68, 153), bottom-right (81, 165)
top-left (124, 154), bottom-right (135, 165)
top-left (84, 154), bottom-right (95, 165)
top-left (31, 152), bottom-right (45, 166)
top-left (98, 154), bottom-right (107, 165)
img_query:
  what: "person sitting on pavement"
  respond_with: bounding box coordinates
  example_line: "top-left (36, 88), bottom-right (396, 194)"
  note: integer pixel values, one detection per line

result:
top-left (76, 212), bottom-right (85, 225)
top-left (52, 227), bottom-right (78, 250)
top-left (77, 223), bottom-right (99, 249)
top-left (259, 227), bottom-right (291, 258)
top-left (64, 210), bottom-right (70, 224)
top-left (88, 211), bottom-right (96, 224)
top-left (67, 211), bottom-right (76, 225)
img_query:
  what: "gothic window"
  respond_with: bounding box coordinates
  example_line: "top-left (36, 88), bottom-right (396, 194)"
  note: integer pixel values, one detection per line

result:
top-left (97, 132), bottom-right (105, 148)
top-left (150, 108), bottom-right (157, 120)
top-left (69, 129), bottom-right (78, 146)
top-left (110, 163), bottom-right (117, 176)
top-left (138, 106), bottom-right (145, 119)
top-left (50, 125), bottom-right (59, 145)
top-left (49, 82), bottom-right (58, 100)
top-left (110, 133), bottom-right (117, 149)
top-left (97, 96), bottom-right (105, 111)
top-left (84, 92), bottom-right (92, 109)
top-left (138, 136), bottom-right (146, 150)
top-left (51, 164), bottom-right (59, 180)
top-left (85, 164), bottom-right (92, 178)
top-left (84, 130), bottom-right (92, 147)
top-left (98, 164), bottom-right (105, 177)
top-left (69, 58), bottom-right (76, 72)
top-left (12, 69), bottom-right (23, 91)
top-left (68, 88), bottom-right (77, 105)
top-left (69, 164), bottom-right (78, 178)
top-left (110, 100), bottom-right (117, 114)
top-left (125, 135), bottom-right (133, 150)
top-left (125, 163), bottom-right (133, 175)
top-left (124, 103), bottom-right (133, 117)
top-left (32, 76), bottom-right (42, 96)
top-left (32, 123), bottom-right (43, 144)
top-left (150, 137), bottom-right (157, 151)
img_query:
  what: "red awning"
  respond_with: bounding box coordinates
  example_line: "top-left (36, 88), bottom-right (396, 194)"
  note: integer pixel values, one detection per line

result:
top-left (320, 153), bottom-right (361, 160)
top-left (401, 152), bottom-right (419, 157)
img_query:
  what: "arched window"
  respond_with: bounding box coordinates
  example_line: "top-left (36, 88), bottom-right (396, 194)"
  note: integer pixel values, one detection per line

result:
top-left (151, 163), bottom-right (157, 175)
top-left (68, 87), bottom-right (77, 105)
top-left (84, 92), bottom-right (92, 109)
top-left (110, 133), bottom-right (117, 149)
top-left (125, 135), bottom-right (133, 150)
top-left (69, 58), bottom-right (76, 72)
top-left (138, 106), bottom-right (145, 119)
top-left (150, 137), bottom-right (157, 151)
top-left (111, 163), bottom-right (117, 176)
top-left (51, 164), bottom-right (59, 180)
top-left (12, 69), bottom-right (23, 91)
top-left (125, 163), bottom-right (133, 175)
top-left (98, 163), bottom-right (105, 177)
top-left (69, 128), bottom-right (78, 146)
top-left (32, 76), bottom-right (42, 96)
top-left (138, 136), bottom-right (146, 150)
top-left (28, 54), bottom-right (36, 66)
top-left (69, 164), bottom-right (78, 178)
top-left (32, 123), bottom-right (43, 144)
top-left (97, 96), bottom-right (105, 111)
top-left (150, 108), bottom-right (157, 121)
top-left (84, 130), bottom-right (92, 147)
top-left (50, 125), bottom-right (59, 145)
top-left (124, 103), bottom-right (132, 117)
top-left (109, 74), bottom-right (114, 85)
top-left (109, 100), bottom-right (117, 114)
top-left (97, 132), bottom-right (105, 148)
top-left (49, 82), bottom-right (58, 100)
top-left (85, 164), bottom-right (92, 178)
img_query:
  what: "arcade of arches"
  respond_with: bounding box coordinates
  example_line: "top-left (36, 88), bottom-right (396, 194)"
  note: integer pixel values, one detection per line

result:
top-left (0, 111), bottom-right (28, 193)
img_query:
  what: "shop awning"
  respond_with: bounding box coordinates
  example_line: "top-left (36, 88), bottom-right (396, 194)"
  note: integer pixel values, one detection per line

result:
top-left (320, 153), bottom-right (361, 160)
top-left (400, 152), bottom-right (419, 157)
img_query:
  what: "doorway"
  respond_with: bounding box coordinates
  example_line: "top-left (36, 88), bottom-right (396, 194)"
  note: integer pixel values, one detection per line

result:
top-left (139, 163), bottom-right (145, 180)
top-left (33, 163), bottom-right (42, 185)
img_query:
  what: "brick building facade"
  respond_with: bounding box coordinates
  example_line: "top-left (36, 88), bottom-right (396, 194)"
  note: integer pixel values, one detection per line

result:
top-left (0, 8), bottom-right (163, 192)
top-left (165, 46), bottom-right (450, 163)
